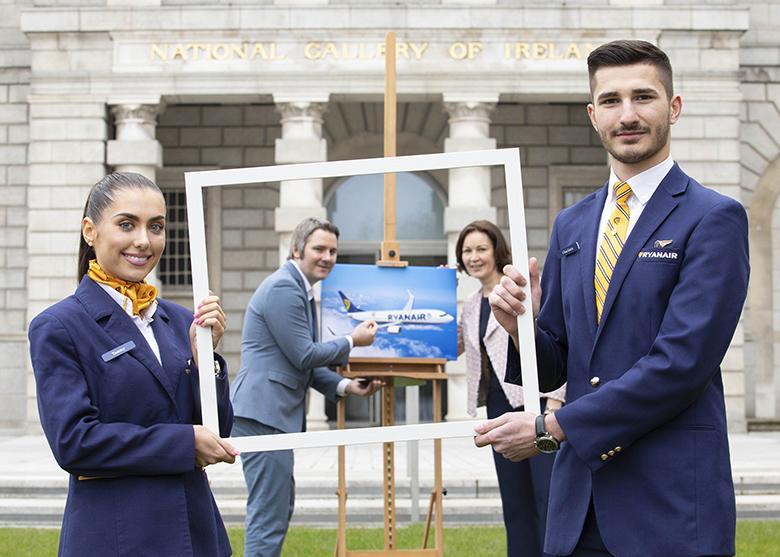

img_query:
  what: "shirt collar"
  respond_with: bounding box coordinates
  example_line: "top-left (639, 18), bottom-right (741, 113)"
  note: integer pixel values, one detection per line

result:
top-left (97, 281), bottom-right (157, 322)
top-left (608, 155), bottom-right (674, 207)
top-left (290, 260), bottom-right (314, 300)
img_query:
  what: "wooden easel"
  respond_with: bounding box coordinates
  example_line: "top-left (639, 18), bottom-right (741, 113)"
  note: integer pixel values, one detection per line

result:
top-left (333, 32), bottom-right (447, 557)
top-left (335, 359), bottom-right (447, 557)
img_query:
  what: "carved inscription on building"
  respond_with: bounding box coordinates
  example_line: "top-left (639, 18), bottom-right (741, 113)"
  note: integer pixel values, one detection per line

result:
top-left (148, 41), bottom-right (597, 62)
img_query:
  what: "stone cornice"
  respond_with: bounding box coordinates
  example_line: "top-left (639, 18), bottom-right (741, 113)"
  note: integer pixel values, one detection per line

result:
top-left (25, 70), bottom-right (745, 101)
top-left (20, 6), bottom-right (750, 34)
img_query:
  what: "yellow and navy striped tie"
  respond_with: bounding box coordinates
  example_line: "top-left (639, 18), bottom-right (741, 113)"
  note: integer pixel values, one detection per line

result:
top-left (595, 180), bottom-right (632, 323)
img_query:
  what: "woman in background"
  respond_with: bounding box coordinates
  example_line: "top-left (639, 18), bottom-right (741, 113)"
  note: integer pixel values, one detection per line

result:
top-left (29, 172), bottom-right (237, 557)
top-left (456, 220), bottom-right (566, 557)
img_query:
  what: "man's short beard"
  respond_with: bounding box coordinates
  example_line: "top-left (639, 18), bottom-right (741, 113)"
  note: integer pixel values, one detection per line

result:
top-left (602, 123), bottom-right (670, 165)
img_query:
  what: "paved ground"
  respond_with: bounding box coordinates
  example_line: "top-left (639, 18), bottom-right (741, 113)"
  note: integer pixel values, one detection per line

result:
top-left (2, 430), bottom-right (780, 526)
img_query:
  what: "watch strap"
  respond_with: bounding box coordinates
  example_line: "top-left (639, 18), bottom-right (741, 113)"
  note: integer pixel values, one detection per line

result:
top-left (535, 413), bottom-right (546, 438)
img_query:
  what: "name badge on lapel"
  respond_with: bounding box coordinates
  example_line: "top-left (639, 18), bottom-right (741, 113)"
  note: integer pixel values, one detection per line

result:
top-left (561, 242), bottom-right (581, 257)
top-left (101, 340), bottom-right (136, 362)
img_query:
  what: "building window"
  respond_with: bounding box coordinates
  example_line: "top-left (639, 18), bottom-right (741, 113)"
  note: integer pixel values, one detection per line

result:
top-left (562, 187), bottom-right (598, 208)
top-left (159, 189), bottom-right (192, 288)
top-left (548, 165), bottom-right (608, 228)
top-left (326, 171), bottom-right (447, 266)
top-left (327, 172), bottom-right (445, 241)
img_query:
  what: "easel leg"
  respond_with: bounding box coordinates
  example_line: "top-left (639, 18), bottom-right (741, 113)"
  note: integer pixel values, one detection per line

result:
top-left (336, 398), bottom-right (347, 557)
top-left (382, 379), bottom-right (396, 550)
top-left (422, 489), bottom-right (436, 549)
top-left (433, 378), bottom-right (444, 556)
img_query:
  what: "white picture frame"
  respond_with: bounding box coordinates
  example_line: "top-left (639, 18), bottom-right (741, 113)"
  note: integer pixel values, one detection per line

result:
top-left (184, 148), bottom-right (539, 453)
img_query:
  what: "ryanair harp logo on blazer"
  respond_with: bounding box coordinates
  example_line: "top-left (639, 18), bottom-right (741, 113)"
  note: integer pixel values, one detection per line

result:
top-left (638, 241), bottom-right (680, 262)
top-left (638, 239), bottom-right (680, 262)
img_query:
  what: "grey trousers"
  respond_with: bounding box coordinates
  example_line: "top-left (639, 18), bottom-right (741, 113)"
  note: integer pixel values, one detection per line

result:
top-left (233, 416), bottom-right (295, 557)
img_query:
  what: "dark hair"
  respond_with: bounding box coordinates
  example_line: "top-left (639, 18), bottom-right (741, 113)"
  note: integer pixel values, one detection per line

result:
top-left (77, 172), bottom-right (163, 281)
top-left (587, 40), bottom-right (674, 99)
top-left (287, 217), bottom-right (340, 260)
top-left (455, 220), bottom-right (512, 275)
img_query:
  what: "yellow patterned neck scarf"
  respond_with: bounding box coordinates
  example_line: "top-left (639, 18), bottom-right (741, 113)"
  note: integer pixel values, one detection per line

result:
top-left (87, 259), bottom-right (158, 316)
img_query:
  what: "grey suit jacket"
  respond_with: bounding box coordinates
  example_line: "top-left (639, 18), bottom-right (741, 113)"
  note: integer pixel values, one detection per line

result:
top-left (230, 261), bottom-right (350, 433)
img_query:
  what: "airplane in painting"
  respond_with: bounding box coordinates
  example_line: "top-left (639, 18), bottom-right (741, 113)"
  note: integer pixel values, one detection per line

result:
top-left (337, 290), bottom-right (454, 334)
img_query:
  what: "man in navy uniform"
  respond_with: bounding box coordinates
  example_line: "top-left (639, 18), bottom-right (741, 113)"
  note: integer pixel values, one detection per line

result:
top-left (477, 40), bottom-right (748, 557)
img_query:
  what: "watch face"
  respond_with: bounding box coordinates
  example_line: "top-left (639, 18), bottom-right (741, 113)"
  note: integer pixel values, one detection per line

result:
top-left (535, 436), bottom-right (559, 454)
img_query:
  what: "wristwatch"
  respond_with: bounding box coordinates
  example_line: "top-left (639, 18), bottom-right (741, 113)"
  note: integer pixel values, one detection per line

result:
top-left (534, 414), bottom-right (561, 454)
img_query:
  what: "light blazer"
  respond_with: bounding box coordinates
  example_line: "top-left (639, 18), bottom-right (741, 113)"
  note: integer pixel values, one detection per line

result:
top-left (507, 164), bottom-right (748, 557)
top-left (231, 261), bottom-right (349, 433)
top-left (460, 289), bottom-right (565, 417)
top-left (29, 276), bottom-right (233, 557)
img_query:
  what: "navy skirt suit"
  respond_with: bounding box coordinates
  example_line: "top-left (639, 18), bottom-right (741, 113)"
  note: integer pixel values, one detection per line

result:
top-left (29, 277), bottom-right (234, 557)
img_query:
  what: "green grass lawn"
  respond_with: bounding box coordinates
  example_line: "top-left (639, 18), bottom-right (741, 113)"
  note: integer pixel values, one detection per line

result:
top-left (0, 522), bottom-right (778, 556)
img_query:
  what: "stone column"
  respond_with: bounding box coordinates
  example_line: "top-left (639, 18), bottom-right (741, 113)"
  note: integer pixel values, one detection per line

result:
top-left (0, 77), bottom-right (28, 432)
top-left (107, 98), bottom-right (165, 287)
top-left (274, 94), bottom-right (330, 430)
top-left (273, 95), bottom-right (329, 263)
top-left (27, 97), bottom-right (109, 427)
top-left (442, 95), bottom-right (498, 422)
top-left (107, 99), bottom-right (164, 180)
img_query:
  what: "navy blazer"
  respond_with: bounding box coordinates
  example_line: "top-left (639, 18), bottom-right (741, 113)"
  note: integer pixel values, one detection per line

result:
top-left (231, 261), bottom-right (348, 433)
top-left (29, 277), bottom-right (233, 557)
top-left (508, 164), bottom-right (748, 557)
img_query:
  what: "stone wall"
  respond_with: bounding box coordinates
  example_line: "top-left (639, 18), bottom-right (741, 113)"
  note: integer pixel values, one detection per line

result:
top-left (491, 102), bottom-right (605, 267)
top-left (5, 0), bottom-right (758, 431)
top-left (157, 103), bottom-right (281, 375)
top-left (0, 0), bottom-right (31, 431)
top-left (738, 0), bottom-right (780, 421)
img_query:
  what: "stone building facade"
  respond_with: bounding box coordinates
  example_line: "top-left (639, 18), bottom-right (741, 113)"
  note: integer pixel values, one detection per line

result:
top-left (0, 0), bottom-right (778, 433)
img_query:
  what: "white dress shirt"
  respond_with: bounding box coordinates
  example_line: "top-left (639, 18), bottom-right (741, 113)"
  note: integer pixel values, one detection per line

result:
top-left (595, 155), bottom-right (675, 267)
top-left (290, 260), bottom-right (352, 395)
top-left (97, 282), bottom-right (162, 365)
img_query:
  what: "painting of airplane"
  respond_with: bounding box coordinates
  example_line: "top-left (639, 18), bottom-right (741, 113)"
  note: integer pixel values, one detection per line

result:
top-left (321, 263), bottom-right (458, 360)
top-left (338, 289), bottom-right (455, 334)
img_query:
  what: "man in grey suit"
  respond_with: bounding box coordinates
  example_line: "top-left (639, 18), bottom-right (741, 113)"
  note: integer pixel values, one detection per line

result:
top-left (231, 217), bottom-right (379, 557)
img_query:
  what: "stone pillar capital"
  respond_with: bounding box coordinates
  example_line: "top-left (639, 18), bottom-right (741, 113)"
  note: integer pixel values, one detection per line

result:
top-left (276, 101), bottom-right (327, 121)
top-left (110, 103), bottom-right (164, 125)
top-left (107, 100), bottom-right (164, 173)
top-left (109, 100), bottom-right (165, 141)
top-left (443, 95), bottom-right (498, 124)
top-left (443, 95), bottom-right (498, 142)
top-left (274, 96), bottom-right (329, 143)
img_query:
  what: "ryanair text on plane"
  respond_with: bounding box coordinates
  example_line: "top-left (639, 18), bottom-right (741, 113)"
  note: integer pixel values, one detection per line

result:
top-left (387, 312), bottom-right (433, 321)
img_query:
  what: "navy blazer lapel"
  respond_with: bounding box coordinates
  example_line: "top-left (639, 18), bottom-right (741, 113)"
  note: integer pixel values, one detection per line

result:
top-left (578, 185), bottom-right (608, 342)
top-left (595, 164), bottom-right (687, 338)
top-left (75, 278), bottom-right (178, 404)
top-left (149, 303), bottom-right (187, 399)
